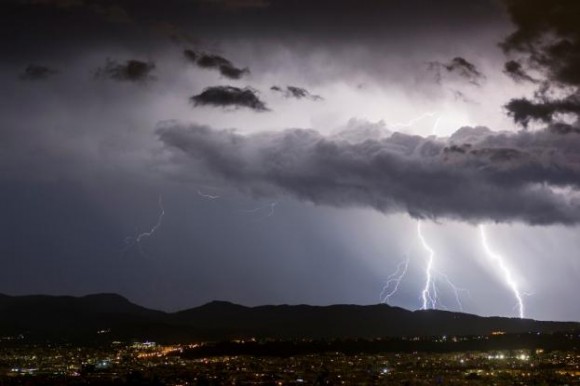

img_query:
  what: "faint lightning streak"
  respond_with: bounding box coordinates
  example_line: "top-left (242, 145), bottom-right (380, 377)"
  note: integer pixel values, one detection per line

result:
top-left (260, 201), bottom-right (278, 219)
top-left (437, 271), bottom-right (469, 312)
top-left (479, 224), bottom-right (525, 319)
top-left (197, 190), bottom-right (220, 200)
top-left (380, 257), bottom-right (410, 304)
top-left (136, 196), bottom-right (165, 243)
top-left (390, 112), bottom-right (436, 129)
top-left (417, 220), bottom-right (436, 310)
top-left (431, 115), bottom-right (442, 136)
top-left (239, 201), bottom-right (278, 220)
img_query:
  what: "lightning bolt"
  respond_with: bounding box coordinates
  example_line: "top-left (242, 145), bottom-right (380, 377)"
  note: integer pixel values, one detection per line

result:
top-left (417, 220), bottom-right (437, 309)
top-left (390, 112), bottom-right (436, 129)
top-left (431, 115), bottom-right (442, 136)
top-left (378, 113), bottom-right (468, 311)
top-left (380, 257), bottom-right (410, 305)
top-left (416, 220), bottom-right (469, 311)
top-left (240, 201), bottom-right (278, 220)
top-left (436, 271), bottom-right (468, 312)
top-left (479, 224), bottom-right (525, 319)
top-left (197, 190), bottom-right (220, 200)
top-left (135, 195), bottom-right (165, 243)
top-left (122, 195), bottom-right (165, 258)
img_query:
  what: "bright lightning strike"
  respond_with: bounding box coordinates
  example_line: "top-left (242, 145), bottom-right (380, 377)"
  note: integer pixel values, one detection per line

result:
top-left (479, 224), bottom-right (525, 319)
top-left (380, 257), bottom-right (409, 304)
top-left (417, 220), bottom-right (437, 310)
top-left (415, 220), bottom-right (469, 312)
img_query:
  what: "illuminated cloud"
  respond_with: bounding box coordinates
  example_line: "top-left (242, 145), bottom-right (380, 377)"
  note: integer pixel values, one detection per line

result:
top-left (157, 123), bottom-right (580, 225)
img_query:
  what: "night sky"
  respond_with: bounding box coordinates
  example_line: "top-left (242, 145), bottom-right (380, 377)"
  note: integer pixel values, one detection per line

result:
top-left (2, 0), bottom-right (580, 321)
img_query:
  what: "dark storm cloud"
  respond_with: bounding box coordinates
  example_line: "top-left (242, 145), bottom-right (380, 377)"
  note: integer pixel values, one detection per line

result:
top-left (0, 0), bottom-right (504, 59)
top-left (94, 59), bottom-right (155, 83)
top-left (271, 86), bottom-right (322, 101)
top-left (503, 60), bottom-right (538, 84)
top-left (183, 49), bottom-right (199, 62)
top-left (190, 86), bottom-right (268, 111)
top-left (184, 50), bottom-right (249, 80)
top-left (501, 0), bottom-right (580, 126)
top-left (157, 123), bottom-right (580, 225)
top-left (218, 64), bottom-right (249, 80)
top-left (505, 95), bottom-right (580, 127)
top-left (19, 64), bottom-right (57, 80)
top-left (196, 54), bottom-right (232, 69)
top-left (428, 57), bottom-right (486, 86)
top-left (502, 0), bottom-right (580, 87)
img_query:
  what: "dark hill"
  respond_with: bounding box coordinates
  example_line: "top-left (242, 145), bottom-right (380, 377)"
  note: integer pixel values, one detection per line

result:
top-left (0, 294), bottom-right (577, 343)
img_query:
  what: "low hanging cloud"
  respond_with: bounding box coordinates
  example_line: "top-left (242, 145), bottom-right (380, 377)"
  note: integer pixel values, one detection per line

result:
top-left (271, 85), bottom-right (323, 101)
top-left (183, 50), bottom-right (249, 80)
top-left (428, 57), bottom-right (486, 86)
top-left (94, 59), bottom-right (155, 82)
top-left (19, 64), bottom-right (58, 80)
top-left (190, 86), bottom-right (268, 111)
top-left (157, 122), bottom-right (580, 226)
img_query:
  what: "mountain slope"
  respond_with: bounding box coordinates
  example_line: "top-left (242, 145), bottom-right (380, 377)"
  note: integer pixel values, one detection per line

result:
top-left (0, 294), bottom-right (577, 342)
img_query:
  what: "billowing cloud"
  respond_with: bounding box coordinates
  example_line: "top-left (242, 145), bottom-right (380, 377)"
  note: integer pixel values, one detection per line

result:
top-left (184, 50), bottom-right (249, 80)
top-left (19, 64), bottom-right (57, 80)
top-left (94, 59), bottom-right (155, 82)
top-left (157, 122), bottom-right (580, 225)
top-left (428, 57), bottom-right (486, 86)
top-left (190, 86), bottom-right (268, 111)
top-left (271, 85), bottom-right (322, 101)
top-left (501, 0), bottom-right (580, 127)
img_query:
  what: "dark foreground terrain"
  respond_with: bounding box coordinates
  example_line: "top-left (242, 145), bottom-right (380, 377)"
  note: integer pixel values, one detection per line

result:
top-left (0, 293), bottom-right (578, 343)
top-left (1, 294), bottom-right (579, 384)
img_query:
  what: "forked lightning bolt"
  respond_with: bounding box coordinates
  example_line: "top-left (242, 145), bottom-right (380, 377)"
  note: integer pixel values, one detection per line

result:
top-left (380, 113), bottom-right (467, 310)
top-left (417, 220), bottom-right (468, 311)
top-left (380, 257), bottom-right (410, 304)
top-left (479, 224), bottom-right (525, 318)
